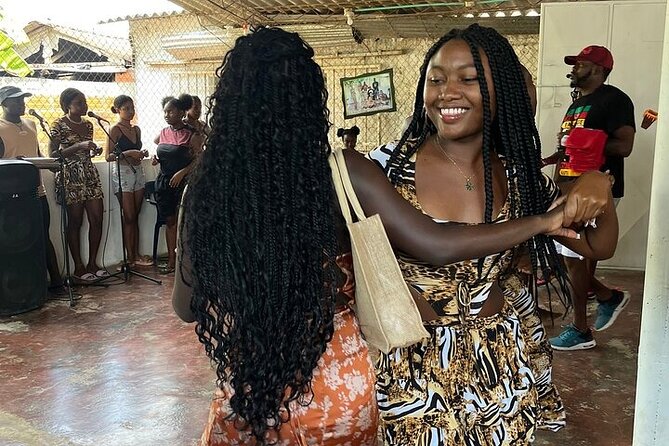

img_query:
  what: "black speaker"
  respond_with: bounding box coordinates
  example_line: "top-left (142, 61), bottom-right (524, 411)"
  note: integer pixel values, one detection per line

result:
top-left (0, 160), bottom-right (47, 316)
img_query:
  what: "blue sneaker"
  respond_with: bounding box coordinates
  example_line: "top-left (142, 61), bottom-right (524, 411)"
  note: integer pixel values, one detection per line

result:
top-left (594, 290), bottom-right (630, 331)
top-left (550, 324), bottom-right (596, 351)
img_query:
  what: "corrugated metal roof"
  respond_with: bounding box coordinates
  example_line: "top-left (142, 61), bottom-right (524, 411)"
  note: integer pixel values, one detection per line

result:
top-left (99, 10), bottom-right (189, 25)
top-left (173, 0), bottom-right (543, 16)
top-left (168, 0), bottom-right (548, 37)
top-left (19, 21), bottom-right (132, 63)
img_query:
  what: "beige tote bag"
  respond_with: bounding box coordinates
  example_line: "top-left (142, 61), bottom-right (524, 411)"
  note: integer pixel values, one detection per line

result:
top-left (329, 148), bottom-right (429, 353)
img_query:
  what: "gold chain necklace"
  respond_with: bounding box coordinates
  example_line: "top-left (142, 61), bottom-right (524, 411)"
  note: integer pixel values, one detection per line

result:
top-left (435, 135), bottom-right (477, 191)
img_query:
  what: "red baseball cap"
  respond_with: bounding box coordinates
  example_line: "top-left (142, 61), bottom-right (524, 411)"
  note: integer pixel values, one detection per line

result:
top-left (564, 45), bottom-right (614, 70)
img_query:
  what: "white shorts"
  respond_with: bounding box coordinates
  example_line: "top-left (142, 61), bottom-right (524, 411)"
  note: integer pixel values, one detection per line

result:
top-left (555, 198), bottom-right (621, 260)
top-left (555, 240), bottom-right (584, 260)
top-left (112, 163), bottom-right (146, 193)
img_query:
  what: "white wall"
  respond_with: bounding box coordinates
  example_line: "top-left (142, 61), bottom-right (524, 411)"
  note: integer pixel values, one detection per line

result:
top-left (537, 1), bottom-right (666, 269)
top-left (43, 160), bottom-right (165, 272)
top-left (634, 7), bottom-right (669, 441)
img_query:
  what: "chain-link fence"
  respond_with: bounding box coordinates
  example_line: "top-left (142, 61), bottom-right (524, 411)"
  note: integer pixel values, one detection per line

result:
top-left (320, 33), bottom-right (538, 153)
top-left (2, 13), bottom-right (539, 157)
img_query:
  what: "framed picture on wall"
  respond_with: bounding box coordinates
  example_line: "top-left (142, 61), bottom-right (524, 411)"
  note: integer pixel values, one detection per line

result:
top-left (340, 68), bottom-right (396, 119)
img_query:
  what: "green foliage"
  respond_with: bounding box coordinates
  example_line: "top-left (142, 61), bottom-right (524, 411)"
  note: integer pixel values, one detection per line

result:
top-left (0, 30), bottom-right (33, 77)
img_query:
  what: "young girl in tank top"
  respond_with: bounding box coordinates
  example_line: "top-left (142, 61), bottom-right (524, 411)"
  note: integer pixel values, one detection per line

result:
top-left (105, 95), bottom-right (152, 267)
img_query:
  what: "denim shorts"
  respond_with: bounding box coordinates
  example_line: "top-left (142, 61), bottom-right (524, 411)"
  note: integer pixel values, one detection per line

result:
top-left (112, 163), bottom-right (146, 193)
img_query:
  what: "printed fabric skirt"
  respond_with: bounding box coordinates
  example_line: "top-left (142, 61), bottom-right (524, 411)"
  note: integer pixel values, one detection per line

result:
top-left (55, 157), bottom-right (103, 206)
top-left (377, 302), bottom-right (538, 446)
top-left (501, 273), bottom-right (566, 432)
top-left (200, 308), bottom-right (379, 446)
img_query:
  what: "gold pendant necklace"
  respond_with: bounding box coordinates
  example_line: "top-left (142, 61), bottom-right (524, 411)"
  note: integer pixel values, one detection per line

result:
top-left (435, 135), bottom-right (477, 191)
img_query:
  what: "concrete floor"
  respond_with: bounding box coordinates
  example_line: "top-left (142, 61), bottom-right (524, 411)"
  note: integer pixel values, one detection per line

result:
top-left (0, 268), bottom-right (642, 446)
top-left (536, 269), bottom-right (642, 446)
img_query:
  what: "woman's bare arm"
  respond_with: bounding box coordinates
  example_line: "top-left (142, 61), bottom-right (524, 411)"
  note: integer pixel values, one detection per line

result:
top-left (343, 149), bottom-right (564, 265)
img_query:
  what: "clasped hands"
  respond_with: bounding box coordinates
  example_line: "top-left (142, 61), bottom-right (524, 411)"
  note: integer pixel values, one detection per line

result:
top-left (123, 149), bottom-right (149, 160)
top-left (543, 170), bottom-right (614, 239)
top-left (108, 149), bottom-right (148, 165)
top-left (78, 140), bottom-right (102, 157)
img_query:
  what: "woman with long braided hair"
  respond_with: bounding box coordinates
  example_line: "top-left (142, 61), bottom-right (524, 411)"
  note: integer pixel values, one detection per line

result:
top-left (172, 26), bottom-right (614, 446)
top-left (367, 24), bottom-right (618, 444)
top-left (173, 27), bottom-right (378, 446)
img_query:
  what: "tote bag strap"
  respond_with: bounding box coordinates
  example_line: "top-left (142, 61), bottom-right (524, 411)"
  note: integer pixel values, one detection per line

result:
top-left (333, 148), bottom-right (367, 222)
top-left (329, 150), bottom-right (353, 225)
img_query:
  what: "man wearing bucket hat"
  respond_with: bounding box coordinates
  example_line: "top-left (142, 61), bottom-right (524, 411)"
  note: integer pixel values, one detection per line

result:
top-left (0, 85), bottom-right (66, 296)
top-left (546, 46), bottom-right (636, 351)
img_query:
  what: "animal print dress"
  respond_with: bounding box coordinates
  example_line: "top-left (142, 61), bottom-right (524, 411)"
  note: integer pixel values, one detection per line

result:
top-left (368, 141), bottom-right (563, 445)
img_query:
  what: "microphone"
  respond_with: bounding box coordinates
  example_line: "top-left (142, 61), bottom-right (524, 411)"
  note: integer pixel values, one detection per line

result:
top-left (28, 109), bottom-right (46, 123)
top-left (87, 111), bottom-right (110, 123)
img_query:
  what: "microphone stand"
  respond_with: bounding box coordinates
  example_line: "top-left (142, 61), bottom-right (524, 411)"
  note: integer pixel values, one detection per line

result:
top-left (35, 118), bottom-right (90, 307)
top-left (93, 118), bottom-right (161, 286)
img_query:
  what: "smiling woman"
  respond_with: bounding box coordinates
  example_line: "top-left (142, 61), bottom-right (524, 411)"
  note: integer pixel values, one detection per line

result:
top-left (423, 39), bottom-right (492, 148)
top-left (367, 24), bottom-right (619, 445)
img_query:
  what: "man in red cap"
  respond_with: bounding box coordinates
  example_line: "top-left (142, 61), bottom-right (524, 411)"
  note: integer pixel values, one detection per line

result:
top-left (545, 46), bottom-right (636, 351)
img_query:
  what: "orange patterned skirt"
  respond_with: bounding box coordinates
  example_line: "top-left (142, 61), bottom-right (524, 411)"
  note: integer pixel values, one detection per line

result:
top-left (200, 308), bottom-right (379, 446)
